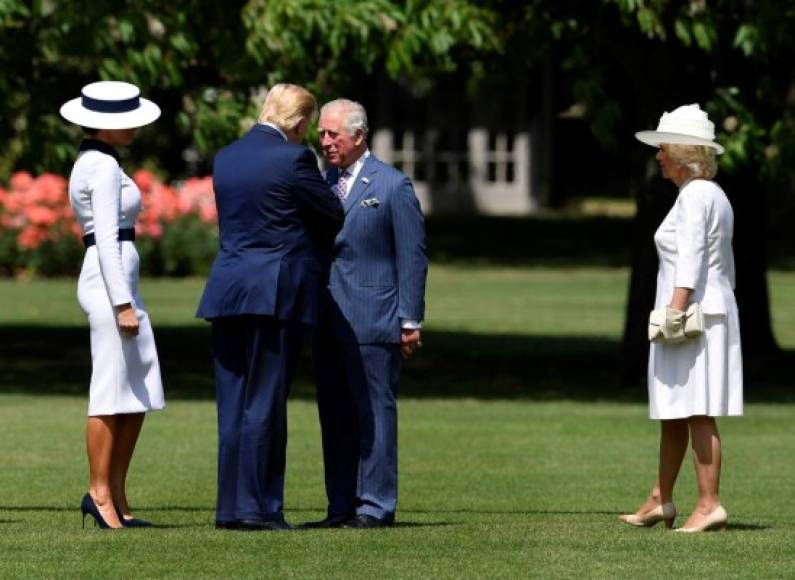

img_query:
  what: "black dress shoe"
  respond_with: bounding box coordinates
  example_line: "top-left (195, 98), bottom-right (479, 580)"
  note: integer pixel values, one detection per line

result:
top-left (298, 513), bottom-right (354, 529)
top-left (236, 519), bottom-right (292, 531)
top-left (215, 520), bottom-right (240, 530)
top-left (342, 514), bottom-right (392, 529)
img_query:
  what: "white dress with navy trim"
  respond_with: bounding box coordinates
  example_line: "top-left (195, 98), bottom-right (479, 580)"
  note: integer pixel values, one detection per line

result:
top-left (68, 142), bottom-right (165, 416)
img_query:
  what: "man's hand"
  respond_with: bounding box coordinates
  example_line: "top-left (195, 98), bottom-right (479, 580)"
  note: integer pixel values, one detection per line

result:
top-left (116, 303), bottom-right (140, 337)
top-left (400, 329), bottom-right (422, 359)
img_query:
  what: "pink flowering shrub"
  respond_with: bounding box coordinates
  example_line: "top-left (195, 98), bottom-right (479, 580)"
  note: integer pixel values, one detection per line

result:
top-left (0, 170), bottom-right (218, 276)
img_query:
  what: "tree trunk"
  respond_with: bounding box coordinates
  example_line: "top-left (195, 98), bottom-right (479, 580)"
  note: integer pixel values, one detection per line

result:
top-left (723, 166), bottom-right (779, 356)
top-left (620, 175), bottom-right (675, 386)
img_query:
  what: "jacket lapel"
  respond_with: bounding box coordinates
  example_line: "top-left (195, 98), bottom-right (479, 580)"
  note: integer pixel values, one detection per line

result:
top-left (344, 155), bottom-right (379, 215)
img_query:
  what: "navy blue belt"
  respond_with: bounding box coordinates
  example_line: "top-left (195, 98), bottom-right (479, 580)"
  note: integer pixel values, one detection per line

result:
top-left (83, 228), bottom-right (136, 248)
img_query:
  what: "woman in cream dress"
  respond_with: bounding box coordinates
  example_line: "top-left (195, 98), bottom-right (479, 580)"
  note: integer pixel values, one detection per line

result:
top-left (60, 81), bottom-right (165, 529)
top-left (620, 104), bottom-right (742, 533)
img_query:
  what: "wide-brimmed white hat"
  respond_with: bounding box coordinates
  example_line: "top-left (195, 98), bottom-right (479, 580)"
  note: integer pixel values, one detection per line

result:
top-left (635, 103), bottom-right (723, 154)
top-left (60, 81), bottom-right (161, 129)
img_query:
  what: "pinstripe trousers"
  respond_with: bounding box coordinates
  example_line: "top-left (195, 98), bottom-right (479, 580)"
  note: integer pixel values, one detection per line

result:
top-left (315, 327), bottom-right (402, 522)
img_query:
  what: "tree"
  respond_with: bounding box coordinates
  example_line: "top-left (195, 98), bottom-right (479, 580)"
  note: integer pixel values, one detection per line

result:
top-left (604, 1), bottom-right (794, 378)
top-left (2, 0), bottom-right (793, 382)
top-left (0, 0), bottom-right (498, 179)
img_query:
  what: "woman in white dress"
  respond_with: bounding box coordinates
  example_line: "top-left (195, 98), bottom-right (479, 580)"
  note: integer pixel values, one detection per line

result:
top-left (60, 81), bottom-right (165, 529)
top-left (619, 104), bottom-right (742, 533)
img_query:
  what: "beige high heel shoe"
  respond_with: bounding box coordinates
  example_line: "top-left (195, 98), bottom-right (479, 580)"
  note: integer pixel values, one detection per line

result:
top-left (674, 505), bottom-right (728, 533)
top-left (619, 502), bottom-right (676, 528)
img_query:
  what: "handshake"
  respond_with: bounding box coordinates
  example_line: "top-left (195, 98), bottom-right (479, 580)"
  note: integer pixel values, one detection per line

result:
top-left (648, 303), bottom-right (705, 344)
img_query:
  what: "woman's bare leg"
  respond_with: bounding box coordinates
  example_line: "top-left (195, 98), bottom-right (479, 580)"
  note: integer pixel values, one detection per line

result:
top-left (87, 416), bottom-right (123, 528)
top-left (109, 413), bottom-right (146, 518)
top-left (681, 415), bottom-right (722, 528)
top-left (631, 419), bottom-right (689, 514)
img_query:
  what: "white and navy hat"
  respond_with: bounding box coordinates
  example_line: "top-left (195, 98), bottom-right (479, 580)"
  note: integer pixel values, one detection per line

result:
top-left (635, 104), bottom-right (724, 154)
top-left (60, 81), bottom-right (161, 129)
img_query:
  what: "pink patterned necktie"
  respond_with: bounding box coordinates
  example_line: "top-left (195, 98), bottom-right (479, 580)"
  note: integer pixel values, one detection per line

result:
top-left (335, 170), bottom-right (351, 201)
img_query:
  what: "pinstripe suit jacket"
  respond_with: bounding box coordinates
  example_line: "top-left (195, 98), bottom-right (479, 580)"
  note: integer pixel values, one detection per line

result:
top-left (324, 154), bottom-right (428, 344)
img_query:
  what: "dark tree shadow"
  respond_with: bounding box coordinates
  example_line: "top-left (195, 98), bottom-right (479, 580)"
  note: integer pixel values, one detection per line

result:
top-left (2, 325), bottom-right (794, 401)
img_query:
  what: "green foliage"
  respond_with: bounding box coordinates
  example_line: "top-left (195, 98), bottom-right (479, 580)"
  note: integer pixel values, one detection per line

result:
top-left (0, 223), bottom-right (20, 276)
top-left (21, 236), bottom-right (84, 278)
top-left (0, 0), bottom-right (501, 179)
top-left (2, 0), bottom-right (794, 191)
top-left (175, 89), bottom-right (258, 163)
top-left (242, 0), bottom-right (499, 95)
top-left (158, 214), bottom-right (218, 276)
top-left (597, 0), bottom-right (795, 182)
top-left (0, 217), bottom-right (217, 278)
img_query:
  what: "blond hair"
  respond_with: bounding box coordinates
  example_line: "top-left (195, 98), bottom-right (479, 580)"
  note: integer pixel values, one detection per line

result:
top-left (258, 84), bottom-right (317, 132)
top-left (665, 144), bottom-right (718, 180)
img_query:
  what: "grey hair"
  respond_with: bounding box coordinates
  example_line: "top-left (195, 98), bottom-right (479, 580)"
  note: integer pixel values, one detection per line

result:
top-left (320, 99), bottom-right (368, 136)
top-left (665, 144), bottom-right (718, 180)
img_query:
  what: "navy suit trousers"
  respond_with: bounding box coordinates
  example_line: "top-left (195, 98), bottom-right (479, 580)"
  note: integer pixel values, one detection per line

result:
top-left (315, 329), bottom-right (402, 522)
top-left (212, 316), bottom-right (303, 523)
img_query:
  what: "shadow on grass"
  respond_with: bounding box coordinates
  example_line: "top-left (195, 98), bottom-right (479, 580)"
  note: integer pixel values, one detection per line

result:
top-left (0, 506), bottom-right (622, 517)
top-left (2, 325), bottom-right (794, 402)
top-left (725, 522), bottom-right (771, 531)
top-left (0, 505), bottom-right (213, 512)
top-left (401, 509), bottom-right (619, 516)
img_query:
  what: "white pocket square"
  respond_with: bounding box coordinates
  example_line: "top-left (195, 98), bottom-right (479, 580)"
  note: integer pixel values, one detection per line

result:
top-left (361, 197), bottom-right (380, 208)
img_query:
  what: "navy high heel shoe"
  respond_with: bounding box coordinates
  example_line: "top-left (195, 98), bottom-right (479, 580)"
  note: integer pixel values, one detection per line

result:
top-left (115, 505), bottom-right (152, 528)
top-left (80, 493), bottom-right (116, 529)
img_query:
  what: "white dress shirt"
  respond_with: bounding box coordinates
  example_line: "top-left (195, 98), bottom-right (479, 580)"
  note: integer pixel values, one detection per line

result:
top-left (338, 149), bottom-right (371, 198)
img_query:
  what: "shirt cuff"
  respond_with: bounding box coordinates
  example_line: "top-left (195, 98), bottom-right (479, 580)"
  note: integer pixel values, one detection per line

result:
top-left (401, 319), bottom-right (422, 330)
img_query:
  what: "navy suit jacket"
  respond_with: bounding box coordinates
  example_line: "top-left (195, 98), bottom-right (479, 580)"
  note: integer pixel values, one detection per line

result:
top-left (325, 154), bottom-right (428, 344)
top-left (196, 124), bottom-right (344, 325)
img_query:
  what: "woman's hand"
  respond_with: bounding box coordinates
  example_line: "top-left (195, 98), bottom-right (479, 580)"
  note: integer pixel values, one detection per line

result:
top-left (116, 303), bottom-right (139, 337)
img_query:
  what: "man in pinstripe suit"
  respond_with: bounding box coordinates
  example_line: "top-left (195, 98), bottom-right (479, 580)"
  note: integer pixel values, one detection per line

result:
top-left (303, 99), bottom-right (428, 529)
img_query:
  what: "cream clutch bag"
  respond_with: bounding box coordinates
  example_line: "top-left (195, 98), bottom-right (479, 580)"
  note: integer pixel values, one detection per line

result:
top-left (648, 303), bottom-right (705, 344)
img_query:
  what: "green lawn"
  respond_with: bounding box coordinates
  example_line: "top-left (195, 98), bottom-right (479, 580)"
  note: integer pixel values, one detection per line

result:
top-left (1, 265), bottom-right (795, 578)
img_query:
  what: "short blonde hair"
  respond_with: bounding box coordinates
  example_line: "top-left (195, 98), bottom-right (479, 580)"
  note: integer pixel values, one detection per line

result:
top-left (665, 144), bottom-right (718, 180)
top-left (258, 83), bottom-right (317, 131)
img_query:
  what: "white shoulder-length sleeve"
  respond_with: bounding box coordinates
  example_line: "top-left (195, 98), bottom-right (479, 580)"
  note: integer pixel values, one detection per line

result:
top-left (673, 186), bottom-right (708, 290)
top-left (88, 155), bottom-right (133, 306)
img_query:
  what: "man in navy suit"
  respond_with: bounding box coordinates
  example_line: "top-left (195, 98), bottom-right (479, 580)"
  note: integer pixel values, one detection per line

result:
top-left (196, 84), bottom-right (343, 531)
top-left (303, 99), bottom-right (428, 529)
